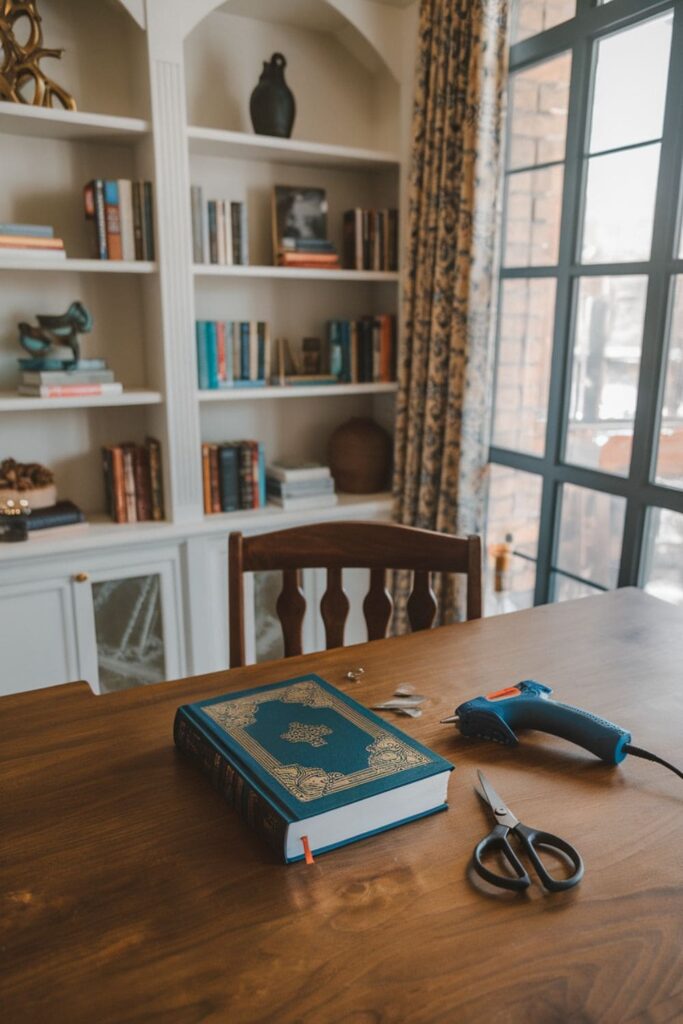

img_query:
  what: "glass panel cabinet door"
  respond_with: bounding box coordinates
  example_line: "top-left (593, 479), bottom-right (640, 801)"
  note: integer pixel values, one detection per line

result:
top-left (72, 558), bottom-right (183, 694)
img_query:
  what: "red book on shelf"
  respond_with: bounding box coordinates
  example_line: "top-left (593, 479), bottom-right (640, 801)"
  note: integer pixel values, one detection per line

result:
top-left (201, 443), bottom-right (212, 515)
top-left (209, 444), bottom-right (221, 514)
top-left (133, 446), bottom-right (152, 522)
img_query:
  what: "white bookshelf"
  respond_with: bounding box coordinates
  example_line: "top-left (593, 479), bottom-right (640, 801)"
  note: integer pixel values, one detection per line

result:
top-left (193, 264), bottom-right (399, 282)
top-left (198, 382), bottom-right (398, 401)
top-left (0, 0), bottom-right (417, 688)
top-left (0, 390), bottom-right (162, 412)
top-left (0, 257), bottom-right (156, 274)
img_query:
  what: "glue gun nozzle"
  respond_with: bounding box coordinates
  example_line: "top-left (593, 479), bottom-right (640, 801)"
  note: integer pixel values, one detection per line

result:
top-left (440, 714), bottom-right (459, 724)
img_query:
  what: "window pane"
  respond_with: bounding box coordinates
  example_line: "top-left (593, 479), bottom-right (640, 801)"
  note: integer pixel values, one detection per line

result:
top-left (508, 53), bottom-right (571, 170)
top-left (565, 276), bottom-right (648, 476)
top-left (492, 278), bottom-right (556, 455)
top-left (485, 465), bottom-right (542, 613)
top-left (655, 277), bottom-right (683, 489)
top-left (580, 144), bottom-right (660, 263)
top-left (556, 484), bottom-right (626, 589)
top-left (552, 573), bottom-right (603, 602)
top-left (92, 575), bottom-right (166, 693)
top-left (512, 0), bottom-right (575, 44)
top-left (589, 14), bottom-right (673, 154)
top-left (504, 165), bottom-right (564, 266)
top-left (643, 508), bottom-right (683, 606)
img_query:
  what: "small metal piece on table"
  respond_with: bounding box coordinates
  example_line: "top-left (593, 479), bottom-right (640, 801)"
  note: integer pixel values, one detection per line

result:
top-left (345, 667), bottom-right (365, 682)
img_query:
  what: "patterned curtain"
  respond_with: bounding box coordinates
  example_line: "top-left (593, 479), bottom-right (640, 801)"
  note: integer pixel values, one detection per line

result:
top-left (392, 0), bottom-right (509, 629)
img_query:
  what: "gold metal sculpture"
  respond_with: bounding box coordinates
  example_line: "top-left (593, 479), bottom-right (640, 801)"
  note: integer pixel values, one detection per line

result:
top-left (0, 0), bottom-right (76, 110)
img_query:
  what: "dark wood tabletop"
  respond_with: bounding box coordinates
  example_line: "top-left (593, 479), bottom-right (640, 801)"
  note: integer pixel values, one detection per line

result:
top-left (2, 588), bottom-right (682, 1024)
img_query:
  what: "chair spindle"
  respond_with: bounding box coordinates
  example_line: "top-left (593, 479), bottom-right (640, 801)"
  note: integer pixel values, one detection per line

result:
top-left (320, 566), bottom-right (350, 649)
top-left (363, 568), bottom-right (393, 640)
top-left (407, 570), bottom-right (437, 632)
top-left (276, 569), bottom-right (306, 657)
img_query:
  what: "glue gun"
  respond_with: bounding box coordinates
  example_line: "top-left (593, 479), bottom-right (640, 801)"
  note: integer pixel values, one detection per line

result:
top-left (442, 680), bottom-right (635, 764)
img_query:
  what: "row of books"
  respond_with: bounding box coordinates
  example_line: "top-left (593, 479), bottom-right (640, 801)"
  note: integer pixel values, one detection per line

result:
top-left (202, 441), bottom-right (266, 514)
top-left (84, 179), bottom-right (155, 261)
top-left (196, 321), bottom-right (271, 390)
top-left (0, 223), bottom-right (66, 261)
top-left (328, 315), bottom-right (396, 383)
top-left (343, 208), bottom-right (398, 271)
top-left (190, 188), bottom-right (249, 265)
top-left (101, 438), bottom-right (164, 523)
top-left (17, 358), bottom-right (122, 398)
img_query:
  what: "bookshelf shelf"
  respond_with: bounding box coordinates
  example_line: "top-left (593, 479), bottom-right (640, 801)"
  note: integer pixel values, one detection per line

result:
top-left (193, 264), bottom-right (399, 283)
top-left (198, 383), bottom-right (398, 401)
top-left (202, 491), bottom-right (393, 531)
top-left (0, 258), bottom-right (157, 274)
top-left (186, 126), bottom-right (400, 171)
top-left (0, 390), bottom-right (163, 412)
top-left (0, 101), bottom-right (150, 143)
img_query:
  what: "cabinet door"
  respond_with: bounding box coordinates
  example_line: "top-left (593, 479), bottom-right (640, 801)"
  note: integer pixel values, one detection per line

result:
top-left (72, 558), bottom-right (184, 695)
top-left (0, 577), bottom-right (78, 696)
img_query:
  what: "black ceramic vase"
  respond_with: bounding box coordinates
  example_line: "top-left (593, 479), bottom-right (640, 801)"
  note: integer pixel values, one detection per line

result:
top-left (249, 53), bottom-right (295, 138)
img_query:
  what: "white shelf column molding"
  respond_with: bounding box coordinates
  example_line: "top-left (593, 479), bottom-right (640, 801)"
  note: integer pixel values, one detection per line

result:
top-left (145, 2), bottom-right (203, 524)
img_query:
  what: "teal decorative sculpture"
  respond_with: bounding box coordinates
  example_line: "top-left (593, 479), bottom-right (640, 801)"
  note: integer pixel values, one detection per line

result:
top-left (18, 301), bottom-right (93, 366)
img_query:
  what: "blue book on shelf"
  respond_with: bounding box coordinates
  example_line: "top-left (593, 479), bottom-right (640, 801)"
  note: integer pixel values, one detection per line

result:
top-left (196, 321), bottom-right (209, 390)
top-left (328, 320), bottom-right (342, 379)
top-left (205, 321), bottom-right (218, 389)
top-left (258, 442), bottom-right (266, 507)
top-left (174, 674), bottom-right (453, 863)
top-left (0, 223), bottom-right (54, 238)
top-left (340, 319), bottom-right (351, 382)
top-left (239, 321), bottom-right (250, 380)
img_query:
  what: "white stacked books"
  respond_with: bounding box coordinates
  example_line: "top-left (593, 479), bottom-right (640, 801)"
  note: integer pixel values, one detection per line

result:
top-left (266, 460), bottom-right (338, 510)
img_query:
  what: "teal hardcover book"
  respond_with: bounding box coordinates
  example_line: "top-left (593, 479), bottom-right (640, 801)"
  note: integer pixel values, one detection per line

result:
top-left (174, 674), bottom-right (453, 863)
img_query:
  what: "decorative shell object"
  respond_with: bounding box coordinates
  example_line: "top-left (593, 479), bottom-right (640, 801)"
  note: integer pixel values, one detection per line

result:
top-left (0, 458), bottom-right (56, 508)
top-left (328, 417), bottom-right (392, 494)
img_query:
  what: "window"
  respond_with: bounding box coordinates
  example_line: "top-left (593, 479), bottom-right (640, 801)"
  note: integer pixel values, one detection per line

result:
top-left (487, 0), bottom-right (683, 608)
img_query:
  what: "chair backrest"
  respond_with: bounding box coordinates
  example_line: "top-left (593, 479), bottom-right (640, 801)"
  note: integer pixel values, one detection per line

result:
top-left (228, 520), bottom-right (482, 668)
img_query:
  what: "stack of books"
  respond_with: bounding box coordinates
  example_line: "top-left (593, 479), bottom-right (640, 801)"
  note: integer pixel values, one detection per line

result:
top-left (277, 237), bottom-right (340, 270)
top-left (202, 441), bottom-right (266, 515)
top-left (272, 186), bottom-right (340, 270)
top-left (343, 208), bottom-right (398, 271)
top-left (101, 438), bottom-right (164, 524)
top-left (190, 187), bottom-right (249, 266)
top-left (196, 321), bottom-right (271, 390)
top-left (0, 223), bottom-right (66, 261)
top-left (327, 315), bottom-right (396, 383)
top-left (24, 500), bottom-right (88, 540)
top-left (18, 358), bottom-right (122, 399)
top-left (266, 460), bottom-right (337, 511)
top-left (83, 179), bottom-right (155, 261)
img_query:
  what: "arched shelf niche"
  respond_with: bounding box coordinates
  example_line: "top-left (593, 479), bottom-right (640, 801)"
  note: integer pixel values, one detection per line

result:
top-left (34, 0), bottom-right (149, 119)
top-left (182, 0), bottom-right (401, 152)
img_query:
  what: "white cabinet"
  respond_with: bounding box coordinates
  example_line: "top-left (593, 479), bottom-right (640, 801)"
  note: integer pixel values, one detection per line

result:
top-left (0, 575), bottom-right (79, 696)
top-left (71, 551), bottom-right (185, 694)
top-left (0, 543), bottom-right (185, 696)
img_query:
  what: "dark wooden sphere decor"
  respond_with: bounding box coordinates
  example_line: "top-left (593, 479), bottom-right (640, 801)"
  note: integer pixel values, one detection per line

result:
top-left (328, 417), bottom-right (392, 493)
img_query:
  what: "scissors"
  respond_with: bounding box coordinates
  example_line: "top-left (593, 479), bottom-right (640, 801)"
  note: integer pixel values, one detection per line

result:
top-left (472, 770), bottom-right (584, 893)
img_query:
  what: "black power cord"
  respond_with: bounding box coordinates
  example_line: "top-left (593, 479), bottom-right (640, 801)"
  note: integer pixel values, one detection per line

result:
top-left (624, 744), bottom-right (683, 781)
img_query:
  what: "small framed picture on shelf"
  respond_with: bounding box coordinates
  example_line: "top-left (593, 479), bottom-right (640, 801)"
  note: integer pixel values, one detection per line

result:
top-left (271, 185), bottom-right (340, 269)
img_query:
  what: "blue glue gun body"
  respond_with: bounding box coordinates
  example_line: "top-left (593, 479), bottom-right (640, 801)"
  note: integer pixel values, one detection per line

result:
top-left (454, 681), bottom-right (631, 765)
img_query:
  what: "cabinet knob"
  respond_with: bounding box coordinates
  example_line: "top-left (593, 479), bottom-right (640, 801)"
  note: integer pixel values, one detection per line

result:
top-left (73, 572), bottom-right (89, 583)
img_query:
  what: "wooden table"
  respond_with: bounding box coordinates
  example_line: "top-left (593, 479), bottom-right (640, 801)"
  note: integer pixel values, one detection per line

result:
top-left (2, 588), bottom-right (682, 1023)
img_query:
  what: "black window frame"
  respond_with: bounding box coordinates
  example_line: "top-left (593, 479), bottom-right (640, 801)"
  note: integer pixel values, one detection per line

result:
top-left (489, 0), bottom-right (683, 605)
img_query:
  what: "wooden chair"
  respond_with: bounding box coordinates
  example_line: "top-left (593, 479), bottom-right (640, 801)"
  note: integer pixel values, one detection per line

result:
top-left (228, 521), bottom-right (481, 668)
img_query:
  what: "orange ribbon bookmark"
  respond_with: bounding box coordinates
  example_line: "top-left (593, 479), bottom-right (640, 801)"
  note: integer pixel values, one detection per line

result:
top-left (301, 835), bottom-right (314, 865)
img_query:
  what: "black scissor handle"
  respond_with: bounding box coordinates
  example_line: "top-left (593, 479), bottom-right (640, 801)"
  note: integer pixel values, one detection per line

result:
top-left (472, 823), bottom-right (531, 892)
top-left (514, 823), bottom-right (584, 892)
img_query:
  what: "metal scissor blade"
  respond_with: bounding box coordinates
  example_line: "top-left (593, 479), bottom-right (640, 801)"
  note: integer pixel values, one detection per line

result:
top-left (476, 770), bottom-right (519, 829)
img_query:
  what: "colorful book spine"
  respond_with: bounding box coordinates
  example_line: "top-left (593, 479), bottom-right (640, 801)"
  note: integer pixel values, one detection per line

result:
top-left (207, 201), bottom-right (218, 264)
top-left (205, 321), bottom-right (219, 390)
top-left (84, 179), bottom-right (108, 259)
top-left (132, 182), bottom-right (144, 261)
top-left (103, 181), bottom-right (122, 260)
top-left (190, 185), bottom-right (204, 263)
top-left (196, 321), bottom-right (209, 390)
top-left (218, 443), bottom-right (240, 512)
top-left (146, 437), bottom-right (164, 521)
top-left (143, 181), bottom-right (155, 260)
top-left (209, 445), bottom-right (221, 514)
top-left (118, 179), bottom-right (135, 262)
